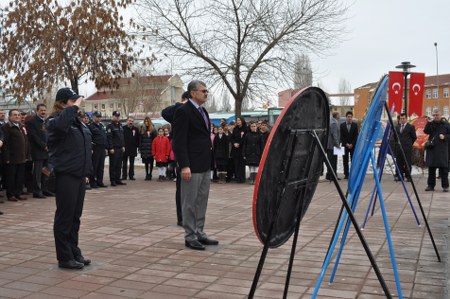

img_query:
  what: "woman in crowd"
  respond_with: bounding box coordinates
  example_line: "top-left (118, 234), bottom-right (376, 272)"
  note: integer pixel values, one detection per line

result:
top-left (243, 122), bottom-right (262, 184)
top-left (230, 117), bottom-right (247, 183)
top-left (139, 116), bottom-right (157, 180)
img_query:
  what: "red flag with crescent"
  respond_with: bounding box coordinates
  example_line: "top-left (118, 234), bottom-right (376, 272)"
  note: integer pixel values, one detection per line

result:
top-left (388, 71), bottom-right (404, 114)
top-left (408, 72), bottom-right (425, 117)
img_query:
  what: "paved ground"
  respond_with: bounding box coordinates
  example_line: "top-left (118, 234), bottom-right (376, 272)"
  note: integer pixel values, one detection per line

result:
top-left (0, 168), bottom-right (448, 299)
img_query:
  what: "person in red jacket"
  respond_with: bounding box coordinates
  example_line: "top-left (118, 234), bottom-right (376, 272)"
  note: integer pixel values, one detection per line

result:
top-left (152, 128), bottom-right (171, 181)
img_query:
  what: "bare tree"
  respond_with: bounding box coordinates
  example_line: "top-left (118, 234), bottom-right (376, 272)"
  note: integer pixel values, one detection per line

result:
top-left (204, 93), bottom-right (219, 113)
top-left (133, 0), bottom-right (347, 117)
top-left (338, 77), bottom-right (352, 106)
top-left (293, 54), bottom-right (313, 89)
top-left (0, 0), bottom-right (144, 102)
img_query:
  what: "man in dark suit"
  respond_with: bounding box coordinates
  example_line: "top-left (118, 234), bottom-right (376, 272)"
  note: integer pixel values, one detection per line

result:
top-left (172, 80), bottom-right (218, 250)
top-left (26, 104), bottom-right (52, 198)
top-left (340, 111), bottom-right (358, 179)
top-left (394, 113), bottom-right (417, 182)
top-left (121, 116), bottom-right (140, 180)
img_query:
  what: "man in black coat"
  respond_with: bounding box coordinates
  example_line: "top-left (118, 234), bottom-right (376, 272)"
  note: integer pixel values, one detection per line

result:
top-left (340, 111), bottom-right (358, 179)
top-left (121, 116), bottom-right (140, 180)
top-left (424, 109), bottom-right (450, 192)
top-left (162, 91), bottom-right (189, 227)
top-left (26, 104), bottom-right (52, 198)
top-left (88, 112), bottom-right (108, 188)
top-left (393, 113), bottom-right (417, 181)
top-left (172, 80), bottom-right (218, 251)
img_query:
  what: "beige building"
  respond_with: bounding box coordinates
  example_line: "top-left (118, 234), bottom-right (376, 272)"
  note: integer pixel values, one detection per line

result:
top-left (84, 74), bottom-right (184, 117)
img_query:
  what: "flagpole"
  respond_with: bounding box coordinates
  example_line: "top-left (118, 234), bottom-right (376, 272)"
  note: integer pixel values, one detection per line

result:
top-left (396, 61), bottom-right (416, 116)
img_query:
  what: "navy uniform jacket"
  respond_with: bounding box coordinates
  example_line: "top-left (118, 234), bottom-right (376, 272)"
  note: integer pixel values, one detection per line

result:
top-left (88, 121), bottom-right (107, 148)
top-left (45, 106), bottom-right (92, 177)
top-left (172, 100), bottom-right (212, 173)
top-left (106, 121), bottom-right (125, 150)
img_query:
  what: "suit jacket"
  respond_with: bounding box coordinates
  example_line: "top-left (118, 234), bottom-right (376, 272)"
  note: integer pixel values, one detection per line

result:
top-left (395, 123), bottom-right (417, 152)
top-left (340, 121), bottom-right (358, 149)
top-left (26, 115), bottom-right (48, 161)
top-left (123, 125), bottom-right (140, 156)
top-left (172, 100), bottom-right (212, 173)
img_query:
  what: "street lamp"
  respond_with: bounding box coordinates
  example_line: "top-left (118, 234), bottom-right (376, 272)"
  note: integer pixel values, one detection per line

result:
top-left (395, 61), bottom-right (416, 115)
top-left (434, 42), bottom-right (439, 109)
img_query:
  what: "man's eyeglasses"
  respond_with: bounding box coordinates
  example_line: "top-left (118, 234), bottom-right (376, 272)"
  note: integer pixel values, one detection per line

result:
top-left (194, 89), bottom-right (208, 93)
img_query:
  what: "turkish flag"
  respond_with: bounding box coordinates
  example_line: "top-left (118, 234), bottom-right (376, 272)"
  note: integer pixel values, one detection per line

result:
top-left (408, 72), bottom-right (425, 117)
top-left (388, 71), bottom-right (404, 114)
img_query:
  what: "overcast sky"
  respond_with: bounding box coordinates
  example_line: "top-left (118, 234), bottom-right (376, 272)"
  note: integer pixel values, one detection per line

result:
top-left (79, 0), bottom-right (449, 102)
top-left (313, 0), bottom-right (449, 93)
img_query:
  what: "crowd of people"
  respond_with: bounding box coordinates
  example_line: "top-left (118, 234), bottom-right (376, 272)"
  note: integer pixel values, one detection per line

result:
top-left (1, 84), bottom-right (449, 264)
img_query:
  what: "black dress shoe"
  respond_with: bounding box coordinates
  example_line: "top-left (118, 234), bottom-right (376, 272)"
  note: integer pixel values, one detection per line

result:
top-left (177, 221), bottom-right (183, 227)
top-left (110, 182), bottom-right (117, 186)
top-left (75, 255), bottom-right (91, 265)
top-left (121, 177), bottom-right (127, 181)
top-left (33, 193), bottom-right (46, 199)
top-left (198, 238), bottom-right (219, 245)
top-left (116, 181), bottom-right (127, 185)
top-left (425, 186), bottom-right (434, 191)
top-left (185, 240), bottom-right (205, 250)
top-left (97, 183), bottom-right (108, 188)
top-left (43, 191), bottom-right (55, 197)
top-left (58, 259), bottom-right (84, 269)
top-left (129, 177), bottom-right (136, 181)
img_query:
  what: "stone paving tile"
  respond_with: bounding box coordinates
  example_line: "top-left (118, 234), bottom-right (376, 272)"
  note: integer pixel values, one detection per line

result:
top-left (0, 170), bottom-right (448, 298)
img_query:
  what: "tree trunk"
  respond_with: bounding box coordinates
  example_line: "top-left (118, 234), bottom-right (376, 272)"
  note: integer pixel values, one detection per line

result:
top-left (234, 97), bottom-right (242, 118)
top-left (70, 77), bottom-right (79, 95)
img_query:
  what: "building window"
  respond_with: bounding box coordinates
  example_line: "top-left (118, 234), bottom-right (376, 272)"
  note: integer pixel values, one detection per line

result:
top-left (94, 104), bottom-right (98, 109)
top-left (432, 88), bottom-right (438, 98)
top-left (426, 107), bottom-right (431, 117)
top-left (444, 106), bottom-right (449, 117)
top-left (444, 88), bottom-right (449, 98)
top-left (101, 104), bottom-right (105, 110)
top-left (425, 89), bottom-right (431, 99)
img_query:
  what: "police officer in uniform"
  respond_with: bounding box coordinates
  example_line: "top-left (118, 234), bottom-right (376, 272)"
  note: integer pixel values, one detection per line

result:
top-left (46, 87), bottom-right (92, 269)
top-left (107, 111), bottom-right (126, 186)
top-left (88, 112), bottom-right (108, 188)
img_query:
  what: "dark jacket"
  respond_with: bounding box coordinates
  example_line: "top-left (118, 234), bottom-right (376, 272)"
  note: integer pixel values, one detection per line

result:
top-left (162, 102), bottom-right (183, 124)
top-left (106, 121), bottom-right (125, 149)
top-left (172, 100), bottom-right (212, 173)
top-left (26, 115), bottom-right (48, 161)
top-left (243, 131), bottom-right (262, 166)
top-left (123, 125), bottom-right (140, 156)
top-left (45, 106), bottom-right (92, 177)
top-left (88, 121), bottom-right (107, 147)
top-left (260, 131), bottom-right (270, 149)
top-left (424, 120), bottom-right (450, 167)
top-left (230, 125), bottom-right (247, 158)
top-left (140, 128), bottom-right (157, 159)
top-left (1, 122), bottom-right (29, 164)
top-left (394, 123), bottom-right (417, 155)
top-left (213, 133), bottom-right (229, 165)
top-left (340, 121), bottom-right (358, 149)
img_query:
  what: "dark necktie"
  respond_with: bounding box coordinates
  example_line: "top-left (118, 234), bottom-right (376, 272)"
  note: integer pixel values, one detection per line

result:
top-left (198, 107), bottom-right (209, 129)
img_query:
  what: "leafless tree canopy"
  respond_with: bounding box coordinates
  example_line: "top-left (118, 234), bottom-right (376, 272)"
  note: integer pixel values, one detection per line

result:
top-left (293, 54), bottom-right (313, 90)
top-left (0, 0), bottom-right (141, 102)
top-left (133, 0), bottom-right (347, 116)
top-left (338, 77), bottom-right (352, 105)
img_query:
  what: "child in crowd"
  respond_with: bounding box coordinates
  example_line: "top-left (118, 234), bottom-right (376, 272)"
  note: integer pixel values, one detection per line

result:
top-left (213, 126), bottom-right (229, 183)
top-left (152, 128), bottom-right (171, 182)
top-left (242, 122), bottom-right (262, 184)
